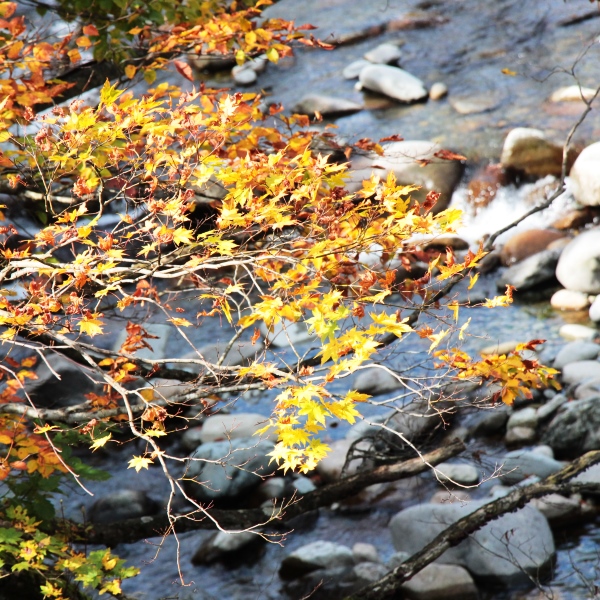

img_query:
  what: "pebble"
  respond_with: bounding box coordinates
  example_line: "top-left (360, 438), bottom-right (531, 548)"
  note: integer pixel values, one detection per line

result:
top-left (556, 227), bottom-right (600, 293)
top-left (232, 65), bottom-right (257, 85)
top-left (292, 94), bottom-right (363, 116)
top-left (352, 542), bottom-right (380, 564)
top-left (357, 65), bottom-right (428, 103)
top-left (550, 85), bottom-right (597, 102)
top-left (559, 324), bottom-right (597, 342)
top-left (551, 289), bottom-right (590, 311)
top-left (507, 407), bottom-right (539, 430)
top-left (569, 142), bottom-right (600, 206)
top-left (590, 296), bottom-right (600, 321)
top-left (364, 42), bottom-right (402, 64)
top-left (505, 426), bottom-right (536, 446)
top-left (450, 95), bottom-right (500, 114)
top-left (429, 82), bottom-right (448, 100)
top-left (343, 59), bottom-right (371, 79)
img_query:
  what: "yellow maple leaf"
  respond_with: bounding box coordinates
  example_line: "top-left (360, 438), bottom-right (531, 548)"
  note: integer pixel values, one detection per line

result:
top-left (90, 433), bottom-right (111, 451)
top-left (79, 314), bottom-right (104, 337)
top-left (128, 455), bottom-right (153, 472)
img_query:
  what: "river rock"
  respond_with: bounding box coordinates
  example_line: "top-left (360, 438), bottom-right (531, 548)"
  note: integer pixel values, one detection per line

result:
top-left (197, 412), bottom-right (273, 444)
top-left (469, 407), bottom-right (509, 436)
top-left (552, 207), bottom-right (598, 230)
top-left (89, 490), bottom-right (159, 524)
top-left (291, 475), bottom-right (316, 495)
top-left (550, 289), bottom-right (590, 311)
top-left (480, 340), bottom-right (520, 355)
top-left (574, 377), bottom-right (600, 399)
top-left (191, 339), bottom-right (264, 369)
top-left (543, 395), bottom-right (600, 456)
top-left (419, 235), bottom-right (469, 252)
top-left (352, 542), bottom-right (380, 564)
top-left (559, 323), bottom-right (597, 342)
top-left (499, 450), bottom-right (564, 485)
top-left (505, 426), bottom-right (536, 446)
top-left (279, 541), bottom-right (354, 579)
top-left (353, 561), bottom-right (389, 585)
top-left (400, 563), bottom-right (478, 600)
top-left (556, 228), bottom-right (600, 293)
top-left (529, 493), bottom-right (582, 525)
top-left (572, 462), bottom-right (600, 495)
top-left (232, 65), bottom-right (257, 85)
top-left (561, 360), bottom-right (600, 385)
top-left (435, 462), bottom-right (479, 485)
top-left (507, 407), bottom-right (538, 430)
top-left (348, 140), bottom-right (464, 212)
top-left (570, 142), bottom-right (600, 206)
top-left (358, 65), bottom-right (428, 103)
top-left (354, 367), bottom-right (402, 395)
top-left (590, 296), bottom-right (600, 321)
top-left (260, 319), bottom-right (317, 347)
top-left (390, 501), bottom-right (554, 585)
top-left (496, 247), bottom-right (561, 291)
top-left (186, 438), bottom-right (277, 501)
top-left (500, 128), bottom-right (564, 178)
top-left (26, 353), bottom-right (104, 408)
top-left (553, 342), bottom-right (600, 369)
top-left (364, 42), bottom-right (402, 64)
top-left (192, 531), bottom-right (262, 564)
top-left (550, 85), bottom-right (597, 102)
top-left (316, 438), bottom-right (369, 482)
top-left (429, 82), bottom-right (448, 100)
top-left (500, 229), bottom-right (565, 265)
top-left (292, 94), bottom-right (363, 117)
top-left (430, 490), bottom-right (472, 504)
top-left (257, 477), bottom-right (286, 500)
top-left (450, 95), bottom-right (500, 114)
top-left (343, 59), bottom-right (371, 79)
top-left (537, 393), bottom-right (568, 420)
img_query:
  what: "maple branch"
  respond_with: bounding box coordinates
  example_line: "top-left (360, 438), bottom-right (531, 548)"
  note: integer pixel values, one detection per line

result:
top-left (79, 439), bottom-right (465, 546)
top-left (346, 450), bottom-right (600, 600)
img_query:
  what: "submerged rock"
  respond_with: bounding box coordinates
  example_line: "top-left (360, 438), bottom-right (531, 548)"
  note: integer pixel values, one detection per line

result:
top-left (390, 501), bottom-right (554, 585)
top-left (292, 94), bottom-right (363, 117)
top-left (358, 65), bottom-right (428, 103)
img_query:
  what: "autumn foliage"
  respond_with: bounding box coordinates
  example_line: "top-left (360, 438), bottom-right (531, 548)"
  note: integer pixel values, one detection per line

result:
top-left (0, 0), bottom-right (560, 597)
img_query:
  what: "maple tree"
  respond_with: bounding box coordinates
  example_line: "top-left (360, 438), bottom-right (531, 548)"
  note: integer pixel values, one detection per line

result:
top-left (0, 0), bottom-right (563, 598)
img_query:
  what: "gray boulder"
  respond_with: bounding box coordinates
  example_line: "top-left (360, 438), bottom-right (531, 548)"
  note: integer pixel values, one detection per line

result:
top-left (186, 438), bottom-right (277, 501)
top-left (89, 490), bottom-right (159, 524)
top-left (499, 450), bottom-right (564, 485)
top-left (561, 360), bottom-right (600, 386)
top-left (400, 563), bottom-right (478, 600)
top-left (569, 142), bottom-right (600, 206)
top-left (556, 228), bottom-right (600, 293)
top-left (26, 353), bottom-right (103, 408)
top-left (390, 501), bottom-right (554, 585)
top-left (280, 540), bottom-right (354, 579)
top-left (543, 395), bottom-right (600, 456)
top-left (191, 531), bottom-right (262, 564)
top-left (553, 341), bottom-right (600, 369)
top-left (348, 140), bottom-right (464, 212)
top-left (358, 65), bottom-right (428, 103)
top-left (496, 248), bottom-right (561, 291)
top-left (435, 462), bottom-right (479, 486)
top-left (354, 367), bottom-right (402, 395)
top-left (500, 128), bottom-right (563, 178)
